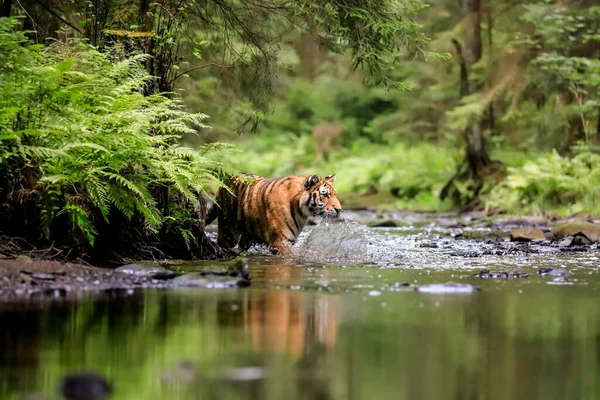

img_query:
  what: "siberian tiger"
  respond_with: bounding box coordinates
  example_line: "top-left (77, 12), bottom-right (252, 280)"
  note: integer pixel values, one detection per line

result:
top-left (205, 173), bottom-right (342, 256)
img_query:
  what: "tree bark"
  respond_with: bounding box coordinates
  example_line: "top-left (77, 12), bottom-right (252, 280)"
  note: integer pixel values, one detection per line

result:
top-left (485, 0), bottom-right (495, 134)
top-left (1, 0), bottom-right (12, 17)
top-left (441, 0), bottom-right (497, 207)
top-left (461, 0), bottom-right (491, 174)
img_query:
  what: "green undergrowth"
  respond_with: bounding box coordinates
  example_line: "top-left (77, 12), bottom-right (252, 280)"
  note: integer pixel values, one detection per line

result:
top-left (221, 133), bottom-right (600, 216)
top-left (0, 17), bottom-right (228, 260)
top-left (221, 134), bottom-right (459, 211)
top-left (483, 146), bottom-right (600, 217)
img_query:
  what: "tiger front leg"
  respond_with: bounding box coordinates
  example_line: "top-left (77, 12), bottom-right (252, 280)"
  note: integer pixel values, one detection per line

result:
top-left (268, 239), bottom-right (294, 256)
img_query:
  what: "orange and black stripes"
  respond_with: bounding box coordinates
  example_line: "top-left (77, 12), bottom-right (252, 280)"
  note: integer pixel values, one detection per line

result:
top-left (205, 173), bottom-right (341, 256)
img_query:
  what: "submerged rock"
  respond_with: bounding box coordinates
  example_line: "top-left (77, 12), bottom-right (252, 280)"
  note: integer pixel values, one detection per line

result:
top-left (368, 220), bottom-right (398, 228)
top-left (550, 222), bottom-right (600, 243)
top-left (537, 268), bottom-right (572, 277)
top-left (417, 282), bottom-right (480, 294)
top-left (60, 373), bottom-right (112, 400)
top-left (510, 227), bottom-right (546, 242)
top-left (173, 273), bottom-right (249, 288)
top-left (200, 258), bottom-right (251, 282)
top-left (115, 263), bottom-right (175, 279)
top-left (473, 269), bottom-right (529, 279)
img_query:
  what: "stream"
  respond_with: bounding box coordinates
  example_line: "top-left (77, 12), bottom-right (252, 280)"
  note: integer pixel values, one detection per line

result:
top-left (1, 211), bottom-right (600, 400)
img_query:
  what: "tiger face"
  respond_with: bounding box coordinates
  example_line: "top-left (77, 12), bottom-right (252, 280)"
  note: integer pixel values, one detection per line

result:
top-left (300, 174), bottom-right (342, 218)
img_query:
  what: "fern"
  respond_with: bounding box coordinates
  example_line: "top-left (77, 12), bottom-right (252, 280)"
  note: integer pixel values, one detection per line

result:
top-left (0, 17), bottom-right (230, 247)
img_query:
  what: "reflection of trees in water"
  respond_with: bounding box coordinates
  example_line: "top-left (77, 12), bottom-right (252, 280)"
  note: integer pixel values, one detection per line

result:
top-left (0, 307), bottom-right (45, 393)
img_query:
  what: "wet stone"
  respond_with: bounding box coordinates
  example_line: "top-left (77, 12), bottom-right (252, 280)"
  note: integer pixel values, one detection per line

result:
top-left (114, 263), bottom-right (175, 279)
top-left (473, 269), bottom-right (529, 279)
top-left (550, 222), bottom-right (600, 243)
top-left (368, 220), bottom-right (398, 228)
top-left (510, 227), bottom-right (546, 242)
top-left (200, 258), bottom-right (251, 282)
top-left (60, 372), bottom-right (112, 400)
top-left (537, 268), bottom-right (572, 277)
top-left (449, 250), bottom-right (482, 258)
top-left (557, 236), bottom-right (575, 247)
top-left (417, 282), bottom-right (480, 294)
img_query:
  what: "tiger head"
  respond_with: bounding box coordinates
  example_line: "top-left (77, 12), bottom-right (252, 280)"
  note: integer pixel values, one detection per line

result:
top-left (301, 174), bottom-right (342, 218)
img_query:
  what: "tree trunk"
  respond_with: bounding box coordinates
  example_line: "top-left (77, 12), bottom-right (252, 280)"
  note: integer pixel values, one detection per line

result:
top-left (441, 0), bottom-right (499, 208)
top-left (462, 0), bottom-right (491, 173)
top-left (484, 0), bottom-right (495, 135)
top-left (1, 0), bottom-right (12, 17)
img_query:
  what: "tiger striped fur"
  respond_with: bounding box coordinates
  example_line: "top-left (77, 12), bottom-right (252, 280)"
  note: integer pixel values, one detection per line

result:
top-left (205, 173), bottom-right (342, 256)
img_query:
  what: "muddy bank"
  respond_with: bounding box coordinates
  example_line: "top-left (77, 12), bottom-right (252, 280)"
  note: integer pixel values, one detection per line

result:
top-left (0, 258), bottom-right (250, 301)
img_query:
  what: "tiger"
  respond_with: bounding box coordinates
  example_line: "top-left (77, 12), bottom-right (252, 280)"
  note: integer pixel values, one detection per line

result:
top-left (205, 173), bottom-right (342, 256)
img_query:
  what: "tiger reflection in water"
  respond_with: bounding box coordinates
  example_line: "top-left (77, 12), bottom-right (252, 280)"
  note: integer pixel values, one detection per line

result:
top-left (243, 265), bottom-right (339, 359)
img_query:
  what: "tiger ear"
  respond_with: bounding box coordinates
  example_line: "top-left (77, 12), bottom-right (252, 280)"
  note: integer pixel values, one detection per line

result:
top-left (325, 174), bottom-right (336, 183)
top-left (304, 175), bottom-right (320, 190)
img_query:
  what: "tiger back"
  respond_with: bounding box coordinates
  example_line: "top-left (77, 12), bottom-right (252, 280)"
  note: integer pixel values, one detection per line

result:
top-left (205, 173), bottom-right (342, 256)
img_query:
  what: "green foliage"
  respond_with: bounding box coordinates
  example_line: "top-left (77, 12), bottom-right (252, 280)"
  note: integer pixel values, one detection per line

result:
top-left (225, 134), bottom-right (457, 211)
top-left (0, 17), bottom-right (227, 249)
top-left (484, 146), bottom-right (600, 216)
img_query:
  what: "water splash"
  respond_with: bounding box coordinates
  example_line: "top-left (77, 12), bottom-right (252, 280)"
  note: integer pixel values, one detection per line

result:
top-left (294, 220), bottom-right (369, 262)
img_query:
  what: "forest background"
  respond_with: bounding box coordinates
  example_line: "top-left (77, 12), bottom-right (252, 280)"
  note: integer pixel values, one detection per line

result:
top-left (0, 0), bottom-right (598, 261)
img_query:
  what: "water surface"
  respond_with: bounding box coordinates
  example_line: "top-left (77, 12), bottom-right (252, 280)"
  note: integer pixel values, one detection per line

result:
top-left (1, 212), bottom-right (600, 400)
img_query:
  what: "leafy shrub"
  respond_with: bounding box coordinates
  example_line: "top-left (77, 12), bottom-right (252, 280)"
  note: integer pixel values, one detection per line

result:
top-left (484, 146), bottom-right (600, 216)
top-left (0, 17), bottom-right (227, 257)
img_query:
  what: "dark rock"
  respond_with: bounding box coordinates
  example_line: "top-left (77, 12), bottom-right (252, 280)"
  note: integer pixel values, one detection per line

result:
top-left (60, 373), bottom-right (112, 400)
top-left (200, 258), bottom-right (251, 282)
top-left (510, 227), bottom-right (546, 242)
top-left (368, 220), bottom-right (398, 228)
top-left (114, 263), bottom-right (175, 279)
top-left (557, 236), bottom-right (575, 247)
top-left (537, 268), bottom-right (572, 277)
top-left (473, 269), bottom-right (529, 279)
top-left (454, 231), bottom-right (503, 241)
top-left (417, 282), bottom-right (480, 293)
top-left (449, 250), bottom-right (482, 257)
top-left (559, 246), bottom-right (589, 253)
top-left (572, 233), bottom-right (593, 245)
top-left (550, 222), bottom-right (600, 243)
top-left (419, 242), bottom-right (439, 248)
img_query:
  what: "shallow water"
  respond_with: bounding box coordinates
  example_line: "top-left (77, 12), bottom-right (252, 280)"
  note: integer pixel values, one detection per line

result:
top-left (2, 212), bottom-right (600, 400)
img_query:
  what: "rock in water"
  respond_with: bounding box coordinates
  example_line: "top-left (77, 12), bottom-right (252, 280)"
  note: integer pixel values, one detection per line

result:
top-left (115, 263), bottom-right (175, 279)
top-left (368, 220), bottom-right (398, 228)
top-left (510, 227), bottom-right (546, 242)
top-left (550, 222), bottom-right (600, 243)
top-left (473, 269), bottom-right (529, 279)
top-left (60, 373), bottom-right (112, 400)
top-left (417, 282), bottom-right (480, 294)
top-left (537, 268), bottom-right (572, 277)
